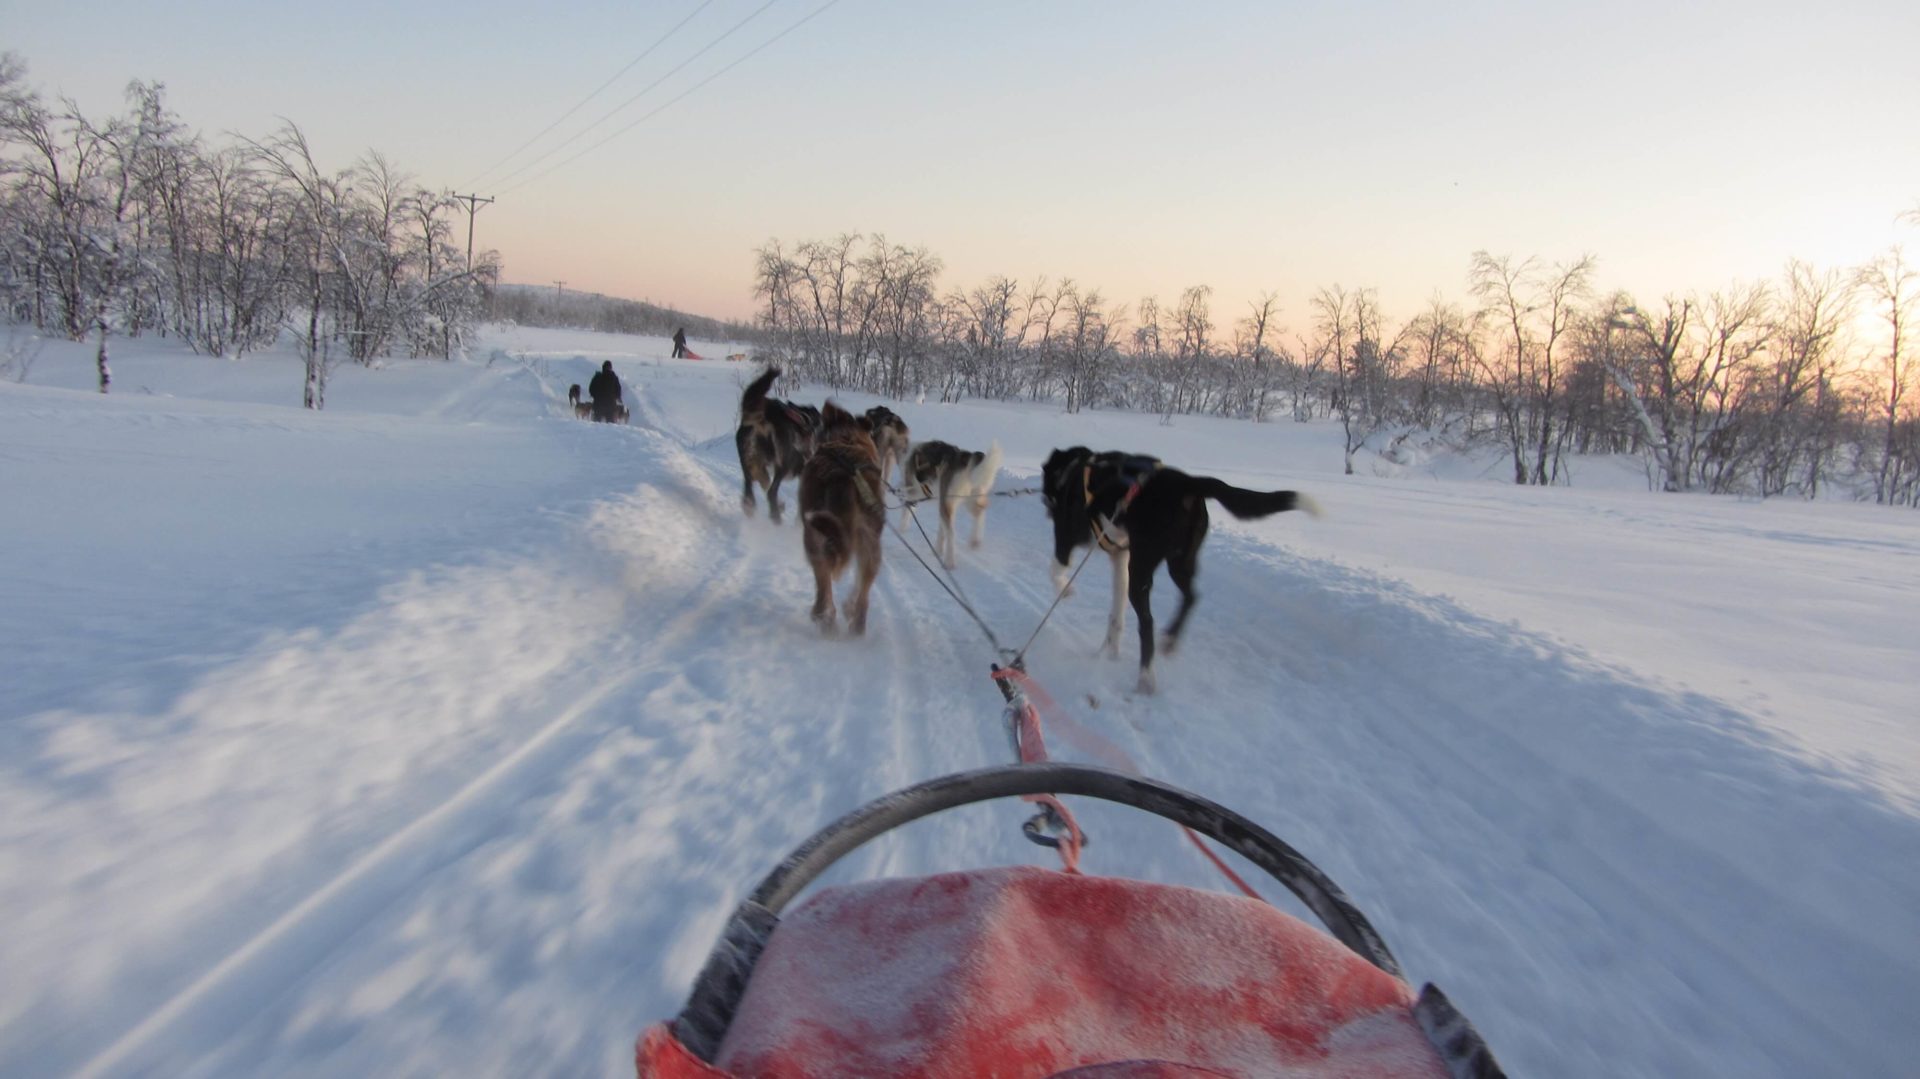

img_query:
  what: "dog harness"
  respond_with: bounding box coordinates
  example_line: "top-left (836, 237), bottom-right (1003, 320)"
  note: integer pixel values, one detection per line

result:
top-left (1085, 455), bottom-right (1160, 554)
top-left (853, 473), bottom-right (885, 515)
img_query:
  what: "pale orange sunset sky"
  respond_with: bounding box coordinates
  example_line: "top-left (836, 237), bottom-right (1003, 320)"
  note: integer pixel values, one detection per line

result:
top-left (8, 0), bottom-right (1918, 328)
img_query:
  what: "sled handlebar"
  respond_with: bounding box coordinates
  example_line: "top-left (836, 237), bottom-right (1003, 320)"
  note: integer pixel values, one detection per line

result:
top-left (674, 762), bottom-right (1406, 1061)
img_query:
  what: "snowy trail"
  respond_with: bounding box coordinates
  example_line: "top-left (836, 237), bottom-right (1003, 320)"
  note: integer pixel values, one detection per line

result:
top-left (74, 450), bottom-right (785, 1076)
top-left (129, 399), bottom-right (1024, 1073)
top-left (6, 336), bottom-right (1918, 1077)
top-left (617, 381), bottom-right (1917, 1077)
top-left (55, 387), bottom-right (1019, 1077)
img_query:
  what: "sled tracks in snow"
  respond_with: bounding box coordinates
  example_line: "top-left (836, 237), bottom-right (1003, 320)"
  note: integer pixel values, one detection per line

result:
top-left (73, 488), bottom-right (760, 1077)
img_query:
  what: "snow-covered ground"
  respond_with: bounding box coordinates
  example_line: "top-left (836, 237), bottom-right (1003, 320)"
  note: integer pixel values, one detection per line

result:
top-left (2, 325), bottom-right (1916, 1078)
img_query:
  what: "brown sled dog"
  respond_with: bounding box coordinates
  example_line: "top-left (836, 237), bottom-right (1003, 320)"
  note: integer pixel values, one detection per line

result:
top-left (737, 366), bottom-right (822, 523)
top-left (799, 402), bottom-right (887, 635)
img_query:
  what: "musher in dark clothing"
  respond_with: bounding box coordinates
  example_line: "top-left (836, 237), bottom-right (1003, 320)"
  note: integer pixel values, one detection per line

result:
top-left (672, 327), bottom-right (688, 358)
top-left (588, 360), bottom-right (623, 422)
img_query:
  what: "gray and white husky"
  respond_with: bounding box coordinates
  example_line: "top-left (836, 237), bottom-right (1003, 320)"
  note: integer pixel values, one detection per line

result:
top-left (900, 439), bottom-right (1003, 569)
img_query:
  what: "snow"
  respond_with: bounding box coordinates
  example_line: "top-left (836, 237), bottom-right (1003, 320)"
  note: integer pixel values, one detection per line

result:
top-left (2, 325), bottom-right (1917, 1077)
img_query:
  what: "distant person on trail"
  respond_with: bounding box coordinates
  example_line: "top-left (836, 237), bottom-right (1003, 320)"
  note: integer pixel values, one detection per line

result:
top-left (672, 327), bottom-right (688, 358)
top-left (588, 360), bottom-right (623, 423)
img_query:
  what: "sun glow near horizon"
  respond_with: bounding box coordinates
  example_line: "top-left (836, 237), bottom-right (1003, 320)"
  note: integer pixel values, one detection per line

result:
top-left (4, 0), bottom-right (1916, 331)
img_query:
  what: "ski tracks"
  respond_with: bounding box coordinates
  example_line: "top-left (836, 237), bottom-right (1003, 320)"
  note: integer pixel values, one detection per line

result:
top-left (58, 456), bottom-right (754, 1075)
top-left (77, 401), bottom-right (1026, 1075)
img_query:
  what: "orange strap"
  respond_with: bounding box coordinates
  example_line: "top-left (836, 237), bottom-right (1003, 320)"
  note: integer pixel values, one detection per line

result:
top-left (988, 667), bottom-right (1260, 900)
top-left (1029, 792), bottom-right (1085, 873)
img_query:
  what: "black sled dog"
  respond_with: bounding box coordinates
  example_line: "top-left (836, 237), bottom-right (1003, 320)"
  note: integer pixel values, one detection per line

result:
top-left (736, 367), bottom-right (822, 523)
top-left (1041, 447), bottom-right (1321, 694)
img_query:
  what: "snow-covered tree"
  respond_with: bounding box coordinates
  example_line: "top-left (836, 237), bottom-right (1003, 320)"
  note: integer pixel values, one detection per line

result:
top-left (1857, 248), bottom-right (1916, 505)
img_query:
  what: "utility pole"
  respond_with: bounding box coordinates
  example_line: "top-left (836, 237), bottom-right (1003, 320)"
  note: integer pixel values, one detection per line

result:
top-left (451, 193), bottom-right (494, 271)
top-left (553, 280), bottom-right (567, 297)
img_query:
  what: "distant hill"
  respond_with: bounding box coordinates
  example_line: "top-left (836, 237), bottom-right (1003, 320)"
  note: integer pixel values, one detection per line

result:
top-left (488, 283), bottom-right (757, 344)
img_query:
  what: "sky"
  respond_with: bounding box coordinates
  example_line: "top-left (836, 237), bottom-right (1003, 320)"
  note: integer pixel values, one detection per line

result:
top-left (6, 0), bottom-right (1918, 328)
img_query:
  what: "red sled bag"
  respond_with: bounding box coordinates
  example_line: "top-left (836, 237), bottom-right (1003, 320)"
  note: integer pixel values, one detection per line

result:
top-left (636, 765), bottom-right (1502, 1079)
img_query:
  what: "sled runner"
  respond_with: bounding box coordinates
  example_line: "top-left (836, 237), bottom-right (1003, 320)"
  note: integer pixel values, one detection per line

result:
top-left (636, 763), bottom-right (1503, 1079)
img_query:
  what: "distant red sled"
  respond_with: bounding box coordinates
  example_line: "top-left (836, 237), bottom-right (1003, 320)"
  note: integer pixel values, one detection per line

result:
top-left (635, 764), bottom-right (1503, 1079)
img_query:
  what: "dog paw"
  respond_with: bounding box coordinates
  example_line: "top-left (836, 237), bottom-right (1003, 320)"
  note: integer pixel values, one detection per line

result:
top-left (1160, 635), bottom-right (1179, 658)
top-left (1135, 671), bottom-right (1157, 695)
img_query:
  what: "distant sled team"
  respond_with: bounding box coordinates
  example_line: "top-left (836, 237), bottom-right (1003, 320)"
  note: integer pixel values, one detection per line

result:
top-left (569, 360), bottom-right (628, 423)
top-left (733, 365), bottom-right (1319, 692)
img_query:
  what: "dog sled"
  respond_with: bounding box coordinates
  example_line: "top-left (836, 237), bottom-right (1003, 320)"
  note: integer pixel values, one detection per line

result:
top-left (569, 382), bottom-right (629, 423)
top-left (635, 762), bottom-right (1503, 1079)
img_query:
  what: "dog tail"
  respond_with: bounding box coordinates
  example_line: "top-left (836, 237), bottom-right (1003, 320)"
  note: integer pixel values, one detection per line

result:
top-left (568, 384), bottom-right (582, 404)
top-left (741, 366), bottom-right (780, 416)
top-left (976, 440), bottom-right (1003, 487)
top-left (1168, 472), bottom-right (1324, 520)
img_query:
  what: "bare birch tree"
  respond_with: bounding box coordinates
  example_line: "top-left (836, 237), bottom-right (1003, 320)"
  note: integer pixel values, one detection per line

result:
top-left (1858, 247), bottom-right (1916, 504)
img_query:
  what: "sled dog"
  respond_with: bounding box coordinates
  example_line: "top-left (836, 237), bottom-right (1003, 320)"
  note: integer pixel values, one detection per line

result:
top-left (736, 367), bottom-right (822, 523)
top-left (861, 406), bottom-right (911, 488)
top-left (1041, 446), bottom-right (1321, 693)
top-left (901, 439), bottom-right (1003, 570)
top-left (800, 402), bottom-right (887, 635)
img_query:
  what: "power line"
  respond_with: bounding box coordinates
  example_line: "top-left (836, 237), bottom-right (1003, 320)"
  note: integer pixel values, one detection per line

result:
top-left (451, 193), bottom-right (493, 270)
top-left (463, 1), bottom-right (715, 189)
top-left (500, 0), bottom-right (846, 196)
top-left (487, 0), bottom-right (786, 192)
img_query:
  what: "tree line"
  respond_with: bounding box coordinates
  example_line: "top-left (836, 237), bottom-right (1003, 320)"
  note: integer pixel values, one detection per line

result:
top-left (753, 231), bottom-right (1918, 506)
top-left (4, 53), bottom-right (1911, 504)
top-left (0, 54), bottom-right (499, 408)
top-left (487, 283), bottom-right (752, 344)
